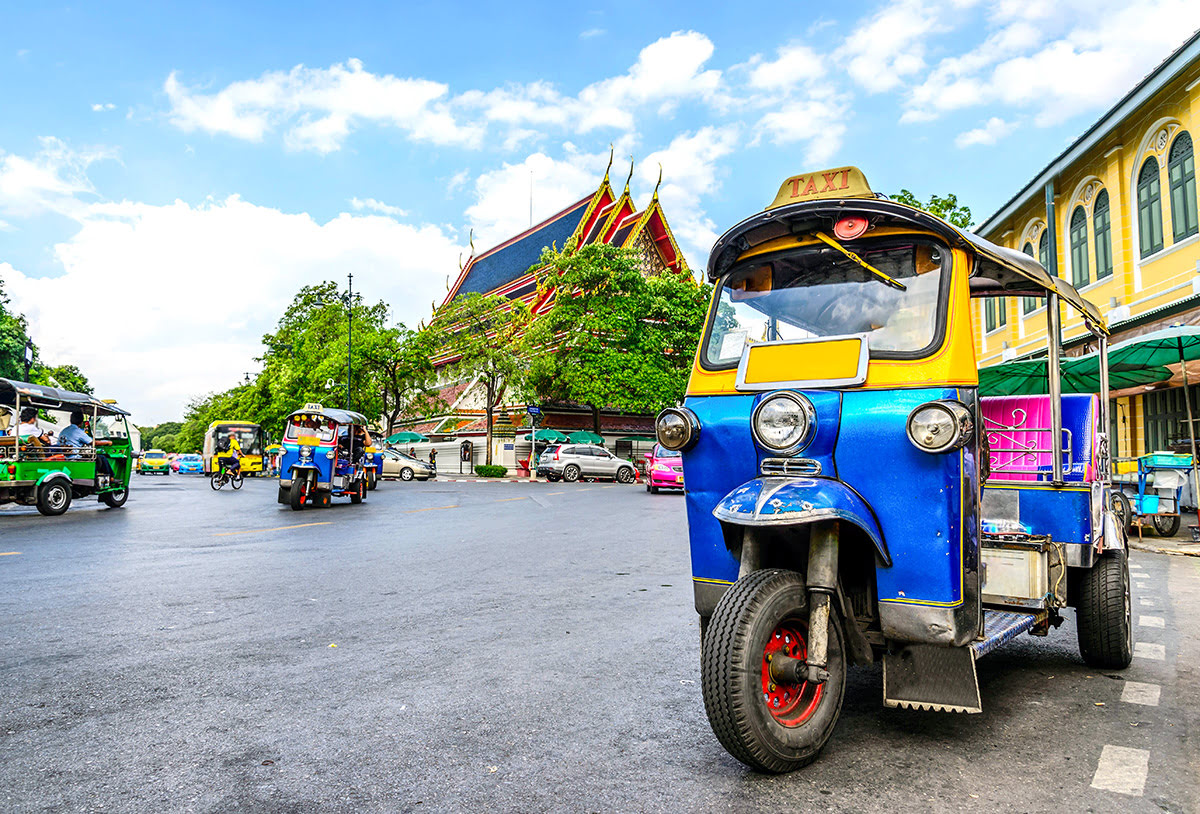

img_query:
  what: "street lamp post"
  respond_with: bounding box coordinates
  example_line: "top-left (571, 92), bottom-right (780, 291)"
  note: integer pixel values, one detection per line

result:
top-left (23, 339), bottom-right (33, 382)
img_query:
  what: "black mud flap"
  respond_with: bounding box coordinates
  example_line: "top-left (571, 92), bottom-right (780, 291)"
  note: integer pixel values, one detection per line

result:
top-left (882, 645), bottom-right (981, 714)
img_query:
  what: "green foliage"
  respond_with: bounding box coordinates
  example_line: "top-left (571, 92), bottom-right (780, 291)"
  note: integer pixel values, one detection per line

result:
top-left (891, 189), bottom-right (973, 229)
top-left (524, 243), bottom-right (710, 425)
top-left (430, 292), bottom-right (532, 465)
top-left (139, 421), bottom-right (185, 452)
top-left (0, 275), bottom-right (37, 381)
top-left (474, 464), bottom-right (508, 478)
top-left (40, 364), bottom-right (92, 394)
top-left (177, 281), bottom-right (438, 450)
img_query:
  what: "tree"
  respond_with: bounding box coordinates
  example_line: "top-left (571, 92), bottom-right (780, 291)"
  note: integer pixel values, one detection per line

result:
top-left (41, 364), bottom-right (92, 394)
top-left (892, 189), bottom-right (973, 229)
top-left (358, 324), bottom-right (444, 438)
top-left (524, 243), bottom-right (709, 431)
top-left (431, 292), bottom-right (532, 465)
top-left (0, 276), bottom-right (36, 381)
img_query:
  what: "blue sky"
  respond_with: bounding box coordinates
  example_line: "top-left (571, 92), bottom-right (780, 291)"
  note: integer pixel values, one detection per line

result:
top-left (2, 1), bottom-right (1198, 422)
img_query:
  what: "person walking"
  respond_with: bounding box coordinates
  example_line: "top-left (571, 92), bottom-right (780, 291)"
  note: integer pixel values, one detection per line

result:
top-left (429, 447), bottom-right (437, 470)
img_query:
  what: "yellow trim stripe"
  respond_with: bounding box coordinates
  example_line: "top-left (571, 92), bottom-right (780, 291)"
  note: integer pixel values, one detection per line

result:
top-left (693, 577), bottom-right (734, 586)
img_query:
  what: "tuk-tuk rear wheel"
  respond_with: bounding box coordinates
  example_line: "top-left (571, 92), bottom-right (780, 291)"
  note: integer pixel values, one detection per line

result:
top-left (101, 488), bottom-right (128, 508)
top-left (1076, 550), bottom-right (1133, 669)
top-left (36, 480), bottom-right (72, 516)
top-left (701, 568), bottom-right (845, 773)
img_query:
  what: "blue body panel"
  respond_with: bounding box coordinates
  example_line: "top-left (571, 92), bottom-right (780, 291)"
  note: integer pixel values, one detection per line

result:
top-left (836, 388), bottom-right (969, 607)
top-left (983, 483), bottom-right (1093, 545)
top-left (281, 444), bottom-right (333, 489)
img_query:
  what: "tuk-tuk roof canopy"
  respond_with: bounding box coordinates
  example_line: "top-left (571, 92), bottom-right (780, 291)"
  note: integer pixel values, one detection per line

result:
top-left (0, 377), bottom-right (130, 416)
top-left (286, 406), bottom-right (369, 426)
top-left (707, 190), bottom-right (1107, 336)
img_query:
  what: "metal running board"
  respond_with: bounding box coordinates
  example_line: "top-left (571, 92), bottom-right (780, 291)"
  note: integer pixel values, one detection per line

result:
top-left (883, 610), bottom-right (1042, 714)
top-left (971, 609), bottom-right (1043, 660)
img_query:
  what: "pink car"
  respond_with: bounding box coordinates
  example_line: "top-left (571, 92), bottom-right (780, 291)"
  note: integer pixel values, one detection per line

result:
top-left (644, 444), bottom-right (684, 493)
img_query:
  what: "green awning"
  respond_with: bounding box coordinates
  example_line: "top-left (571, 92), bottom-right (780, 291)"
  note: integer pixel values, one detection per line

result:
top-left (524, 429), bottom-right (570, 442)
top-left (615, 435), bottom-right (656, 442)
top-left (386, 431), bottom-right (429, 444)
top-left (979, 354), bottom-right (1172, 396)
top-left (566, 431), bottom-right (605, 444)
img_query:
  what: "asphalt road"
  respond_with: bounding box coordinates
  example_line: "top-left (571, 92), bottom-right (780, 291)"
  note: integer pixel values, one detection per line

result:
top-left (1, 474), bottom-right (1198, 813)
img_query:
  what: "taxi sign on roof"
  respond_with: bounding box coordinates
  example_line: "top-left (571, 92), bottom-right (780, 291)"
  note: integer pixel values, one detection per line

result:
top-left (303, 402), bottom-right (324, 412)
top-left (766, 166), bottom-right (874, 210)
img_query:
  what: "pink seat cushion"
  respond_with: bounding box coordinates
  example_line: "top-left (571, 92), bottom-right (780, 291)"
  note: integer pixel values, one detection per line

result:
top-left (981, 394), bottom-right (1097, 482)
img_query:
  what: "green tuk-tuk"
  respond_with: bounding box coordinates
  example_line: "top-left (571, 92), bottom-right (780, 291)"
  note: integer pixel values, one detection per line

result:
top-left (0, 378), bottom-right (133, 516)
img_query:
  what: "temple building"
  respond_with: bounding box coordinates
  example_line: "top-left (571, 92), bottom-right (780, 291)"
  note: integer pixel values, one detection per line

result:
top-left (393, 161), bottom-right (689, 470)
top-left (975, 30), bottom-right (1200, 458)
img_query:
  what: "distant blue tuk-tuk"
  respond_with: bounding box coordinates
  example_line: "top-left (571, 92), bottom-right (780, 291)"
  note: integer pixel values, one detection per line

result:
top-left (659, 166), bottom-right (1130, 772)
top-left (277, 403), bottom-right (372, 510)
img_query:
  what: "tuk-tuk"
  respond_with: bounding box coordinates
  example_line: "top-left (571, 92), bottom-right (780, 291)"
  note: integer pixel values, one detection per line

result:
top-left (277, 403), bottom-right (371, 510)
top-left (0, 378), bottom-right (133, 515)
top-left (659, 167), bottom-right (1129, 772)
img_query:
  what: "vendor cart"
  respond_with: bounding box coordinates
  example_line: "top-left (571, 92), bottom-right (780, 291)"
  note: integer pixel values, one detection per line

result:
top-left (1111, 452), bottom-right (1193, 537)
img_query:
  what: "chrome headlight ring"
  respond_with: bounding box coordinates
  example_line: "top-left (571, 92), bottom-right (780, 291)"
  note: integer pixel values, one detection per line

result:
top-left (751, 391), bottom-right (817, 455)
top-left (655, 407), bottom-right (701, 451)
top-left (906, 400), bottom-right (973, 454)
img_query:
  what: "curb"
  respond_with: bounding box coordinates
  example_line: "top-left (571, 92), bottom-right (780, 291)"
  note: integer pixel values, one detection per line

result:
top-left (1128, 539), bottom-right (1200, 558)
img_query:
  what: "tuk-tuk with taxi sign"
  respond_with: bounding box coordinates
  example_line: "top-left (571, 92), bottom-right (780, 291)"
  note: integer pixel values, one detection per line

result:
top-left (277, 403), bottom-right (372, 510)
top-left (0, 378), bottom-right (133, 515)
top-left (660, 167), bottom-right (1129, 772)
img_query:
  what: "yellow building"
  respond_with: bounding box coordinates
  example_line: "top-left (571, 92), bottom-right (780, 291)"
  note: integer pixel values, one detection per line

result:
top-left (976, 30), bottom-right (1200, 458)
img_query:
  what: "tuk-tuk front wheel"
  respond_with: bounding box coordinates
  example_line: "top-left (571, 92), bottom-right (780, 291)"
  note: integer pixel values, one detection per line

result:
top-left (701, 568), bottom-right (845, 773)
top-left (367, 469), bottom-right (378, 491)
top-left (289, 477), bottom-right (308, 510)
top-left (36, 480), bottom-right (72, 516)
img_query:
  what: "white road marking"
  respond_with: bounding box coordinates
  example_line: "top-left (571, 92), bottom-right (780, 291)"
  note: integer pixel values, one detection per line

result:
top-left (1139, 599), bottom-right (1156, 607)
top-left (1120, 681), bottom-right (1161, 706)
top-left (1129, 563), bottom-right (1143, 570)
top-left (1091, 745), bottom-right (1149, 796)
top-left (1133, 642), bottom-right (1165, 661)
top-left (1138, 615), bottom-right (1165, 628)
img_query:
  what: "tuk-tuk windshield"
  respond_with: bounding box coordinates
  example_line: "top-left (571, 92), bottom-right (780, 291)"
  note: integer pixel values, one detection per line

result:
top-left (285, 417), bottom-right (337, 444)
top-left (705, 239), bottom-right (949, 367)
top-left (94, 415), bottom-right (130, 442)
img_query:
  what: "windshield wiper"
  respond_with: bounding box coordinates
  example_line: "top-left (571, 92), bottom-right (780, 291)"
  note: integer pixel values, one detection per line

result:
top-left (813, 231), bottom-right (907, 291)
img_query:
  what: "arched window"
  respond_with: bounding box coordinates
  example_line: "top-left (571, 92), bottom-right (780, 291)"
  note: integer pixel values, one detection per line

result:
top-left (1138, 157), bottom-right (1164, 257)
top-left (1093, 190), bottom-right (1113, 279)
top-left (1022, 241), bottom-right (1037, 313)
top-left (1038, 228), bottom-right (1051, 274)
top-left (1069, 206), bottom-right (1089, 287)
top-left (1168, 131), bottom-right (1198, 242)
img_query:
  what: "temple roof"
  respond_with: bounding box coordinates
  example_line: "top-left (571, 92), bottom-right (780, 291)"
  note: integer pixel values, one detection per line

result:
top-left (446, 197), bottom-right (592, 303)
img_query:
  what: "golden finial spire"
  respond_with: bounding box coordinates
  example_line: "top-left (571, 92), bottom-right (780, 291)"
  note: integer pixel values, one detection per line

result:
top-left (603, 144), bottom-right (614, 185)
top-left (652, 163), bottom-right (663, 201)
top-left (623, 156), bottom-right (635, 195)
top-left (468, 228), bottom-right (475, 258)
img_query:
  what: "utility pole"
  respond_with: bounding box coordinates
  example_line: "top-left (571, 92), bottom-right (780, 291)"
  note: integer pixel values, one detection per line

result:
top-left (23, 339), bottom-right (33, 381)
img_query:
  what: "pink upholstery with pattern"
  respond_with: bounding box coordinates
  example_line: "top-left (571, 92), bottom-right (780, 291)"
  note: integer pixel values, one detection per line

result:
top-left (980, 394), bottom-right (1098, 482)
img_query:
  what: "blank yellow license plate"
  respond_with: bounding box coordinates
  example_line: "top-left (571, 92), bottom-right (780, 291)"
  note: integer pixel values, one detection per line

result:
top-left (739, 337), bottom-right (865, 388)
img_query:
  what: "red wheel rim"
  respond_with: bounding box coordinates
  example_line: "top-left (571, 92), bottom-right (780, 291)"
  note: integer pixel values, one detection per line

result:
top-left (761, 622), bottom-right (823, 727)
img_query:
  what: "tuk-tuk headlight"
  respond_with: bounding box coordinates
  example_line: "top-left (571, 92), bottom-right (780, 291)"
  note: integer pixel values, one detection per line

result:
top-left (655, 408), bottom-right (699, 451)
top-left (907, 400), bottom-right (973, 454)
top-left (300, 445), bottom-right (313, 460)
top-left (752, 391), bottom-right (816, 454)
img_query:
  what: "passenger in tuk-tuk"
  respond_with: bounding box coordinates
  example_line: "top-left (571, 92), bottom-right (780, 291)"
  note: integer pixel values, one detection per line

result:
top-left (59, 410), bottom-right (117, 479)
top-left (18, 407), bottom-right (53, 446)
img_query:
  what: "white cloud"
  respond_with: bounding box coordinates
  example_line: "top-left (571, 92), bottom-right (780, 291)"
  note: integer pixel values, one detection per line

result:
top-left (903, 0), bottom-right (1200, 125)
top-left (0, 143), bottom-right (463, 422)
top-left (579, 28), bottom-right (606, 39)
top-left (841, 0), bottom-right (949, 93)
top-left (745, 43), bottom-right (826, 91)
top-left (164, 59), bottom-right (482, 151)
top-left (0, 137), bottom-right (114, 219)
top-left (349, 197), bottom-right (408, 217)
top-left (463, 149), bottom-right (609, 250)
top-left (955, 116), bottom-right (1018, 147)
top-left (640, 126), bottom-right (740, 263)
top-left (754, 97), bottom-right (849, 164)
top-left (91, 103), bottom-right (116, 112)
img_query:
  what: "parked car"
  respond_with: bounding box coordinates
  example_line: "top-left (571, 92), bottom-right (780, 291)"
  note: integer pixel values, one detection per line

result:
top-left (536, 443), bottom-right (636, 483)
top-left (644, 444), bottom-right (684, 493)
top-left (175, 453), bottom-right (203, 474)
top-left (380, 449), bottom-right (435, 481)
top-left (139, 449), bottom-right (170, 475)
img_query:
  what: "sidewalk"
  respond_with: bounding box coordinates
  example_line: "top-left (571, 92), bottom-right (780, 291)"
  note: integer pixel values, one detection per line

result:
top-left (1127, 516), bottom-right (1200, 558)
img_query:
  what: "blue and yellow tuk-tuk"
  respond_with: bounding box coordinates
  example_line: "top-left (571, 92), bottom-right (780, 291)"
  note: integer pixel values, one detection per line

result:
top-left (658, 167), bottom-right (1129, 772)
top-left (277, 403), bottom-right (371, 510)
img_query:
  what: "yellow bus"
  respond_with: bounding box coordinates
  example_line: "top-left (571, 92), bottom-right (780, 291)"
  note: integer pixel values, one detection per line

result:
top-left (203, 421), bottom-right (266, 476)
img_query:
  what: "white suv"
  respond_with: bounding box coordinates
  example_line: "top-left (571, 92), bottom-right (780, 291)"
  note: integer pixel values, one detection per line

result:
top-left (536, 444), bottom-right (637, 483)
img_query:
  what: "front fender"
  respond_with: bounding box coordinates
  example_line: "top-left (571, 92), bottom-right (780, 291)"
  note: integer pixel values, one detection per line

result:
top-left (712, 477), bottom-right (890, 566)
